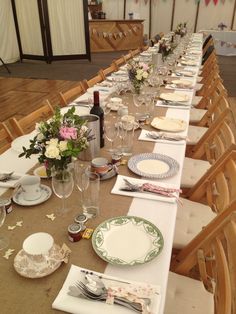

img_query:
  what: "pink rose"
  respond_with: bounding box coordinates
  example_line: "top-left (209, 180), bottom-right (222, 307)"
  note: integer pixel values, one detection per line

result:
top-left (59, 127), bottom-right (77, 140)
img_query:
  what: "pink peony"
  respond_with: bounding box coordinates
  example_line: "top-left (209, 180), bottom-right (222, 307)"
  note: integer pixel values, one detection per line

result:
top-left (59, 127), bottom-right (77, 140)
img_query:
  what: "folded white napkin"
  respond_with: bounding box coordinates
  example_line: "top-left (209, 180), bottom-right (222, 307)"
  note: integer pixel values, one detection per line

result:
top-left (52, 264), bottom-right (161, 314)
top-left (138, 129), bottom-right (186, 145)
top-left (0, 172), bottom-right (25, 188)
top-left (111, 175), bottom-right (178, 203)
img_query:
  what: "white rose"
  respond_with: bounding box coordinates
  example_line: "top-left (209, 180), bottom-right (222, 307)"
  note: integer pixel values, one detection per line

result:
top-left (142, 71), bottom-right (148, 79)
top-left (46, 138), bottom-right (58, 146)
top-left (59, 141), bottom-right (68, 152)
top-left (45, 144), bottom-right (61, 159)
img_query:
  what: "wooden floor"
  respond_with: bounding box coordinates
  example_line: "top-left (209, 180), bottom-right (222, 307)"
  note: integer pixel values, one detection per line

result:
top-left (0, 77), bottom-right (79, 122)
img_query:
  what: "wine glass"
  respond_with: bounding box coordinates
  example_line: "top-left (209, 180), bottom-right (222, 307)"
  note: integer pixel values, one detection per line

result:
top-left (52, 169), bottom-right (74, 216)
top-left (104, 116), bottom-right (119, 153)
top-left (74, 161), bottom-right (89, 208)
top-left (0, 202), bottom-right (9, 250)
top-left (133, 93), bottom-right (146, 126)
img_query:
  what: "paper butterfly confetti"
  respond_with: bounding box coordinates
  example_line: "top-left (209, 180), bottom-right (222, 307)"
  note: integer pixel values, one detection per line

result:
top-left (3, 249), bottom-right (15, 260)
top-left (46, 213), bottom-right (56, 221)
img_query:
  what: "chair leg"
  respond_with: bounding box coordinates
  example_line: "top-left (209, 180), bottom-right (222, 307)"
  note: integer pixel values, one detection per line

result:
top-left (0, 58), bottom-right (11, 74)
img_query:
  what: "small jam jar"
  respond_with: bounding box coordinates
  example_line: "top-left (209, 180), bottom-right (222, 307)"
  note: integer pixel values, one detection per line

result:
top-left (74, 214), bottom-right (88, 225)
top-left (1, 198), bottom-right (13, 214)
top-left (68, 223), bottom-right (83, 242)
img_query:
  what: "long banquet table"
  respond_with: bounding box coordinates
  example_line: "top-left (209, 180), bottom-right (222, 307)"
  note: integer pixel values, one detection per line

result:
top-left (0, 33), bottom-right (202, 314)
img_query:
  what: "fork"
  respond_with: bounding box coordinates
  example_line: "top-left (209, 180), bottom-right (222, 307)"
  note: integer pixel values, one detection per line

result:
top-left (146, 132), bottom-right (186, 141)
top-left (75, 281), bottom-right (144, 313)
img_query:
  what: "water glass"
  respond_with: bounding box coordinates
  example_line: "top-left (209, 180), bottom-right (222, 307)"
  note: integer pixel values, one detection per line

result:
top-left (0, 202), bottom-right (9, 250)
top-left (118, 117), bottom-right (135, 156)
top-left (82, 168), bottom-right (100, 218)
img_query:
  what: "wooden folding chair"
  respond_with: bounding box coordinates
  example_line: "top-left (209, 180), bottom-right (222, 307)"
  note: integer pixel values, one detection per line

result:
top-left (98, 63), bottom-right (117, 80)
top-left (165, 210), bottom-right (236, 314)
top-left (83, 73), bottom-right (104, 89)
top-left (59, 82), bottom-right (86, 107)
top-left (175, 146), bottom-right (236, 249)
top-left (9, 100), bottom-right (54, 137)
top-left (0, 122), bottom-right (14, 154)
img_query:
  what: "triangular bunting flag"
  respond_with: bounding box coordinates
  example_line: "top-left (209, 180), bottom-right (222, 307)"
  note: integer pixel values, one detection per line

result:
top-left (205, 0), bottom-right (211, 5)
top-left (213, 0), bottom-right (218, 5)
top-left (221, 0), bottom-right (225, 3)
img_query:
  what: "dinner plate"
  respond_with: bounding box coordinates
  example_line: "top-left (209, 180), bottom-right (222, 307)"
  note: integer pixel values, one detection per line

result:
top-left (151, 117), bottom-right (187, 132)
top-left (181, 60), bottom-right (198, 66)
top-left (159, 93), bottom-right (189, 103)
top-left (175, 70), bottom-right (195, 77)
top-left (92, 216), bottom-right (164, 265)
top-left (171, 80), bottom-right (193, 87)
top-left (106, 76), bottom-right (129, 82)
top-left (87, 87), bottom-right (110, 96)
top-left (11, 132), bottom-right (37, 153)
top-left (14, 244), bottom-right (62, 278)
top-left (128, 152), bottom-right (179, 179)
top-left (13, 184), bottom-right (52, 206)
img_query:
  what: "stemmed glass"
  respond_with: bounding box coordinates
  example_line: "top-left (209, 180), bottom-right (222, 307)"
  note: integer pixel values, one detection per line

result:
top-left (104, 116), bottom-right (119, 153)
top-left (52, 169), bottom-right (74, 216)
top-left (0, 202), bottom-right (9, 250)
top-left (74, 162), bottom-right (88, 208)
top-left (133, 93), bottom-right (146, 126)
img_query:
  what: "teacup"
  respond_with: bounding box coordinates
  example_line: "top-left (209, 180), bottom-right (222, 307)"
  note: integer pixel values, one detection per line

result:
top-left (110, 97), bottom-right (122, 110)
top-left (23, 232), bottom-right (54, 263)
top-left (20, 175), bottom-right (42, 201)
top-left (91, 157), bottom-right (113, 176)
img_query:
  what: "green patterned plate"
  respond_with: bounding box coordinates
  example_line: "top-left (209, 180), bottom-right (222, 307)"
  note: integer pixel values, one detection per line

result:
top-left (92, 216), bottom-right (164, 266)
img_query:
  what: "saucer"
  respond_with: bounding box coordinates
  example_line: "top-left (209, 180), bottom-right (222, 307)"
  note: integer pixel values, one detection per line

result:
top-left (14, 244), bottom-right (62, 278)
top-left (13, 184), bottom-right (52, 206)
top-left (100, 167), bottom-right (117, 181)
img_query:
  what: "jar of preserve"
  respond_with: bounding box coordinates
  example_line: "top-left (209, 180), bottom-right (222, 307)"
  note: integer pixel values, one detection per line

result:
top-left (68, 223), bottom-right (83, 242)
top-left (0, 198), bottom-right (13, 214)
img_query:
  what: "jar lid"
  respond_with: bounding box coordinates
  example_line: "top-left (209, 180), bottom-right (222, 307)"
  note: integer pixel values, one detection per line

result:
top-left (74, 214), bottom-right (88, 224)
top-left (68, 223), bottom-right (82, 234)
top-left (0, 198), bottom-right (11, 206)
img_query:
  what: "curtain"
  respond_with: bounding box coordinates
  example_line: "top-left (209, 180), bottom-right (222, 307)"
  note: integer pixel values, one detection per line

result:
top-left (14, 0), bottom-right (44, 55)
top-left (102, 0), bottom-right (124, 20)
top-left (47, 0), bottom-right (86, 56)
top-left (173, 0), bottom-right (197, 32)
top-left (0, 0), bottom-right (19, 64)
top-left (125, 0), bottom-right (150, 35)
top-left (151, 0), bottom-right (173, 37)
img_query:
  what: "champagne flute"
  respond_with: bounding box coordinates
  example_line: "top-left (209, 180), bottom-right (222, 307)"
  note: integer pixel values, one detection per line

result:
top-left (104, 116), bottom-right (119, 153)
top-left (52, 169), bottom-right (74, 216)
top-left (0, 202), bottom-right (9, 250)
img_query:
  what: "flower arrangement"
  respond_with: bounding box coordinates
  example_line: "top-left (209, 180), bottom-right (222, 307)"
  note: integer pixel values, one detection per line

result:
top-left (19, 107), bottom-right (93, 174)
top-left (127, 60), bottom-right (152, 94)
top-left (174, 22), bottom-right (187, 37)
top-left (158, 39), bottom-right (173, 60)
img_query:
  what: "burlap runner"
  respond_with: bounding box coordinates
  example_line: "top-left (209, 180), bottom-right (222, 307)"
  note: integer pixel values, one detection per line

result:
top-left (0, 97), bottom-right (167, 313)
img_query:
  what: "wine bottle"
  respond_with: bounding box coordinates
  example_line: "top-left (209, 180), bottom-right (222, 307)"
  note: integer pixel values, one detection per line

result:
top-left (90, 91), bottom-right (104, 148)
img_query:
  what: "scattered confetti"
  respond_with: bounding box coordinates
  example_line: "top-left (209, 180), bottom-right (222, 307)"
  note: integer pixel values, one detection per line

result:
top-left (16, 221), bottom-right (23, 227)
top-left (3, 249), bottom-right (15, 259)
top-left (46, 213), bottom-right (56, 221)
top-left (8, 226), bottom-right (16, 230)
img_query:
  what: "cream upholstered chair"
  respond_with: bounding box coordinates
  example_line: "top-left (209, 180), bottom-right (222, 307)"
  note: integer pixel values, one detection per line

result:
top-left (182, 108), bottom-right (234, 189)
top-left (0, 122), bottom-right (14, 154)
top-left (175, 146), bottom-right (236, 249)
top-left (187, 98), bottom-right (231, 147)
top-left (165, 210), bottom-right (236, 314)
top-left (59, 82), bottom-right (86, 107)
top-left (9, 100), bottom-right (54, 137)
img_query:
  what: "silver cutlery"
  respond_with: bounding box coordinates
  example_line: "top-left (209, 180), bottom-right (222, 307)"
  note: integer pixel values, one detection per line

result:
top-left (163, 100), bottom-right (189, 107)
top-left (80, 269), bottom-right (130, 284)
top-left (71, 281), bottom-right (144, 313)
top-left (0, 172), bottom-right (14, 182)
top-left (146, 132), bottom-right (186, 141)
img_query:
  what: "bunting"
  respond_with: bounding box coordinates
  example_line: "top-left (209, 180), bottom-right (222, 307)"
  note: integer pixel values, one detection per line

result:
top-left (205, 0), bottom-right (211, 5)
top-left (201, 32), bottom-right (236, 49)
top-left (213, 0), bottom-right (219, 5)
top-left (90, 25), bottom-right (142, 40)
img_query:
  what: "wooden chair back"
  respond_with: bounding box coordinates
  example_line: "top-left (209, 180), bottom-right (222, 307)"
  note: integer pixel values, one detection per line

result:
top-left (9, 100), bottom-right (54, 137)
top-left (171, 210), bottom-right (236, 314)
top-left (186, 146), bottom-right (236, 214)
top-left (113, 57), bottom-right (125, 68)
top-left (83, 73), bottom-right (104, 89)
top-left (188, 107), bottom-right (235, 162)
top-left (0, 122), bottom-right (14, 154)
top-left (98, 63), bottom-right (117, 80)
top-left (202, 37), bottom-right (214, 55)
top-left (59, 82), bottom-right (86, 107)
